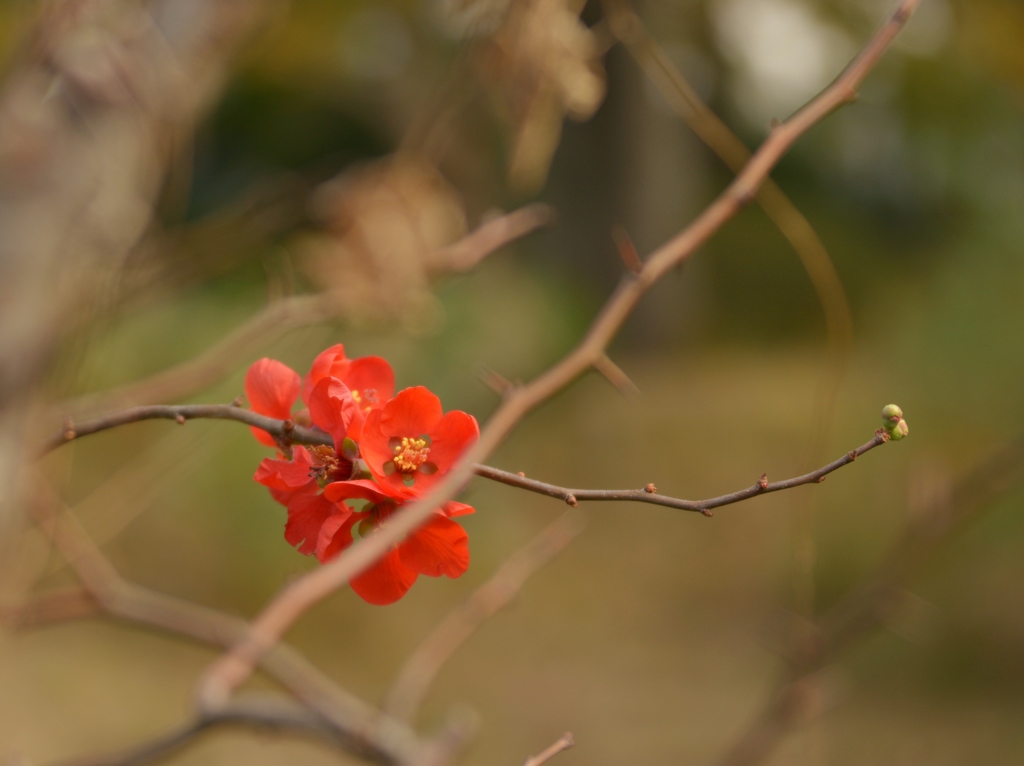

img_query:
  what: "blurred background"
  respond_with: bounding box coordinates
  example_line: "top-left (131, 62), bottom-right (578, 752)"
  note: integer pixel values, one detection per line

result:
top-left (1, 0), bottom-right (1023, 764)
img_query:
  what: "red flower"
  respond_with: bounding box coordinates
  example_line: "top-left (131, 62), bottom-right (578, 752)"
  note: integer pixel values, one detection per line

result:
top-left (245, 358), bottom-right (301, 447)
top-left (303, 344), bottom-right (395, 439)
top-left (254, 446), bottom-right (351, 555)
top-left (318, 480), bottom-right (472, 605)
top-left (359, 386), bottom-right (479, 500)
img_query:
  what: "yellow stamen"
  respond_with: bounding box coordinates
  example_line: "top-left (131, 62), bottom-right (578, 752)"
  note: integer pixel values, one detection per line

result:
top-left (393, 436), bottom-right (429, 472)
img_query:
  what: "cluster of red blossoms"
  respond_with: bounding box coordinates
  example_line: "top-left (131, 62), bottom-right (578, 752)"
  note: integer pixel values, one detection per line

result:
top-left (245, 345), bottom-right (479, 605)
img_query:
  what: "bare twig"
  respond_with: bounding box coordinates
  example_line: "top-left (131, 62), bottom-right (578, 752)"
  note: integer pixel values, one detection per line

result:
top-left (382, 513), bottom-right (585, 722)
top-left (475, 432), bottom-right (888, 515)
top-left (523, 732), bottom-right (575, 766)
top-left (714, 435), bottom-right (1024, 766)
top-left (43, 404), bottom-right (889, 516)
top-left (193, 0), bottom-right (920, 706)
top-left (432, 203), bottom-right (556, 273)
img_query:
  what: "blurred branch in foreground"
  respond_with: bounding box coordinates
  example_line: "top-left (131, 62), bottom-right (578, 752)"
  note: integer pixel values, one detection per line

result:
top-left (191, 0), bottom-right (922, 710)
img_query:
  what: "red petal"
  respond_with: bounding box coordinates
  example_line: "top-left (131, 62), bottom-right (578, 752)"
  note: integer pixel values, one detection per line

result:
top-left (379, 387), bottom-right (443, 438)
top-left (286, 493), bottom-right (342, 556)
top-left (442, 501), bottom-right (475, 518)
top-left (359, 409), bottom-right (402, 485)
top-left (246, 359), bottom-right (300, 445)
top-left (426, 410), bottom-right (479, 472)
top-left (315, 511), bottom-right (359, 561)
top-left (246, 359), bottom-right (300, 417)
top-left (349, 547), bottom-right (419, 605)
top-left (345, 357), bottom-right (395, 409)
top-left (254, 447), bottom-right (317, 492)
top-left (308, 377), bottom-right (361, 447)
top-left (323, 479), bottom-right (396, 504)
top-left (302, 345), bottom-right (350, 404)
top-left (399, 515), bottom-right (469, 578)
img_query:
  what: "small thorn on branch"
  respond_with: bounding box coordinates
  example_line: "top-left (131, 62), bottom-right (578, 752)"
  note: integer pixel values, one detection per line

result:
top-left (593, 354), bottom-right (640, 399)
top-left (701, 509), bottom-right (713, 518)
top-left (758, 473), bottom-right (769, 490)
top-left (565, 494), bottom-right (578, 507)
top-left (644, 483), bottom-right (657, 494)
top-left (231, 396), bottom-right (244, 408)
top-left (517, 471), bottom-right (526, 478)
top-left (175, 414), bottom-right (186, 425)
top-left (477, 366), bottom-right (516, 398)
top-left (612, 225), bottom-right (643, 274)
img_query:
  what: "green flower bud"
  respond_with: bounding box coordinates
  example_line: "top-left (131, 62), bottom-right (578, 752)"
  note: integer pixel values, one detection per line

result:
top-left (888, 418), bottom-right (909, 441)
top-left (881, 403), bottom-right (903, 426)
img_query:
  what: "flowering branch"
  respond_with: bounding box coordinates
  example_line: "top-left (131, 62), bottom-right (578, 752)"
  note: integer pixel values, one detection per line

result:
top-left (43, 404), bottom-right (890, 517)
top-left (382, 512), bottom-right (585, 722)
top-left (192, 0), bottom-right (921, 708)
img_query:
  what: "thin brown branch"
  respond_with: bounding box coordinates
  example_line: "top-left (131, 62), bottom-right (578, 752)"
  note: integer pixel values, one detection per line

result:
top-left (476, 432), bottom-right (888, 516)
top-left (432, 203), bottom-right (556, 273)
top-left (523, 732), bottom-right (575, 766)
top-left (192, 0), bottom-right (920, 707)
top-left (43, 404), bottom-right (888, 516)
top-left (382, 513), bottom-right (585, 722)
top-left (714, 434), bottom-right (1024, 766)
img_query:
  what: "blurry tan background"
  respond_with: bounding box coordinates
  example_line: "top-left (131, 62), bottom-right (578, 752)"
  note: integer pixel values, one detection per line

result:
top-left (1, 1), bottom-right (1024, 765)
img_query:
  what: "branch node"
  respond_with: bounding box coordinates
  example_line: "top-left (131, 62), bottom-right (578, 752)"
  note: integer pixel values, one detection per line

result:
top-left (62, 417), bottom-right (76, 441)
top-left (847, 450), bottom-right (857, 461)
top-left (644, 483), bottom-right (656, 494)
top-left (175, 414), bottom-right (186, 425)
top-left (701, 509), bottom-right (713, 518)
top-left (517, 471), bottom-right (526, 478)
top-left (231, 396), bottom-right (244, 408)
top-left (282, 419), bottom-right (295, 433)
top-left (816, 475), bottom-right (826, 484)
top-left (565, 494), bottom-right (578, 507)
top-left (758, 473), bottom-right (769, 490)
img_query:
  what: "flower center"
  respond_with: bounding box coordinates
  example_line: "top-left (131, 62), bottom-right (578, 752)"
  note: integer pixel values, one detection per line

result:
top-left (393, 436), bottom-right (429, 472)
top-left (308, 445), bottom-right (353, 487)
